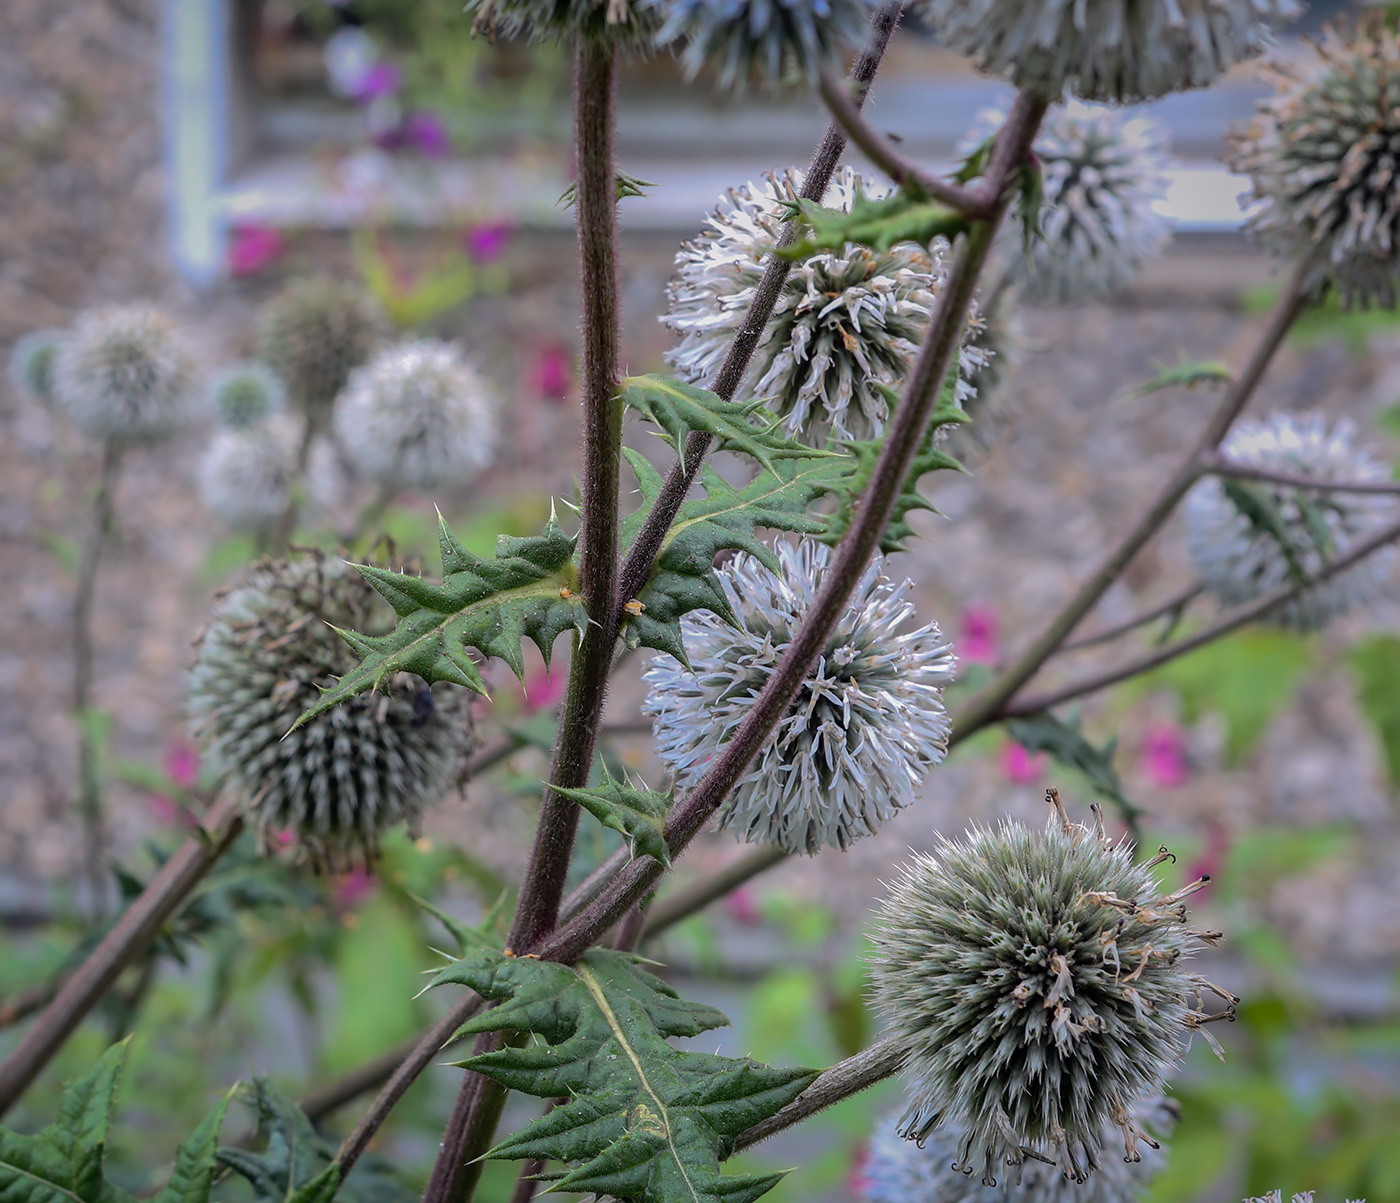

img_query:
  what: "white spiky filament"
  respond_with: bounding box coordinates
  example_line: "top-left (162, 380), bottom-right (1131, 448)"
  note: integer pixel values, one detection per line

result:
top-left (863, 1095), bottom-right (1177, 1203)
top-left (51, 304), bottom-right (199, 446)
top-left (334, 339), bottom-right (498, 492)
top-left (913, 0), bottom-right (1298, 102)
top-left (642, 540), bottom-right (956, 855)
top-left (1244, 1194), bottom-right (1368, 1203)
top-left (1230, 17), bottom-right (1400, 308)
top-left (869, 806), bottom-right (1234, 1185)
top-left (662, 166), bottom-right (987, 447)
top-left (199, 415), bottom-right (299, 529)
top-left (1184, 411), bottom-right (1397, 631)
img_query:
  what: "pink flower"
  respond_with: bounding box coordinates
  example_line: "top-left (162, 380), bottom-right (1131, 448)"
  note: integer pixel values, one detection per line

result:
top-left (354, 61), bottom-right (401, 101)
top-left (846, 1140), bottom-right (871, 1200)
top-left (523, 664), bottom-right (565, 713)
top-left (148, 792), bottom-right (180, 826)
top-left (958, 603), bottom-right (999, 665)
top-left (722, 886), bottom-right (762, 927)
top-left (404, 111), bottom-right (451, 157)
top-left (228, 225), bottom-right (285, 276)
top-left (336, 865), bottom-right (377, 909)
top-left (165, 740), bottom-right (199, 790)
top-left (1000, 740), bottom-right (1047, 784)
top-left (465, 221), bottom-right (511, 264)
top-left (531, 344), bottom-right (573, 403)
top-left (1141, 721), bottom-right (1190, 788)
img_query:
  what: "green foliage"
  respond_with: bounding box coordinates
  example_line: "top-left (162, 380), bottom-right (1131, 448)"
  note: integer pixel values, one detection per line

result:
top-left (620, 375), bottom-right (835, 476)
top-left (291, 511), bottom-right (586, 730)
top-left (0, 1042), bottom-right (231, 1203)
top-left (1221, 478), bottom-right (1337, 582)
top-left (1126, 357), bottom-right (1234, 398)
top-left (552, 770), bottom-right (674, 865)
top-left (429, 947), bottom-right (818, 1203)
top-left (1244, 282), bottom-right (1400, 353)
top-left (217, 1081), bottom-right (343, 1203)
top-left (1002, 710), bottom-right (1141, 828)
top-left (352, 230), bottom-right (505, 329)
top-left (559, 171), bottom-right (657, 207)
top-left (1350, 634), bottom-right (1400, 791)
top-left (780, 186), bottom-right (970, 258)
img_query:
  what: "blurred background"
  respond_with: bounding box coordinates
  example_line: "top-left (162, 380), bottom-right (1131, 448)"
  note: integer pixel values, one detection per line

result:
top-left (2, 1), bottom-right (1400, 1201)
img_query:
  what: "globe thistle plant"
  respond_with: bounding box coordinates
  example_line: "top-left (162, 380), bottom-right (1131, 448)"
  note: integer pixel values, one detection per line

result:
top-left (50, 305), bottom-right (200, 446)
top-left (913, 0), bottom-right (1299, 103)
top-left (1229, 17), bottom-right (1400, 308)
top-left (869, 793), bottom-right (1235, 1184)
top-left (863, 1095), bottom-right (1177, 1203)
top-left (334, 339), bottom-right (498, 492)
top-left (462, 0), bottom-right (658, 45)
top-left (199, 416), bottom-right (299, 530)
top-left (1245, 1195), bottom-right (1368, 1203)
top-left (255, 277), bottom-right (386, 430)
top-left (945, 284), bottom-right (1024, 462)
top-left (9, 327), bottom-right (64, 407)
top-left (649, 0), bottom-right (875, 92)
top-left (209, 362), bottom-right (288, 430)
top-left (663, 167), bottom-right (987, 445)
top-left (1184, 412), bottom-right (1397, 631)
top-left (642, 539), bottom-right (956, 855)
top-left (188, 554), bottom-right (474, 866)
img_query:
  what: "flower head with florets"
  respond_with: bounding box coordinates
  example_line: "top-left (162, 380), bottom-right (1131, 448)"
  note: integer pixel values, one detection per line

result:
top-left (209, 362), bottom-right (288, 430)
top-left (869, 792), bottom-right (1234, 1184)
top-left (200, 415), bottom-right (299, 529)
top-left (642, 540), bottom-right (956, 854)
top-left (9, 328), bottom-right (64, 408)
top-left (663, 167), bottom-right (986, 446)
top-left (464, 0), bottom-right (659, 45)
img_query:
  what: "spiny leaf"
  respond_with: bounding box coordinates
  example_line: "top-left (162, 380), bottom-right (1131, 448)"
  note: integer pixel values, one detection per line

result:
top-left (1003, 711), bottom-right (1142, 829)
top-left (780, 185), bottom-right (970, 258)
top-left (152, 1093), bottom-right (236, 1203)
top-left (1127, 358), bottom-right (1234, 398)
top-left (621, 375), bottom-right (833, 476)
top-left (552, 770), bottom-right (673, 865)
top-left (559, 170), bottom-right (658, 208)
top-left (412, 890), bottom-right (509, 958)
top-left (290, 511), bottom-right (587, 733)
top-left (1221, 480), bottom-right (1318, 585)
top-left (620, 449), bottom-right (856, 664)
top-left (428, 948), bottom-right (818, 1203)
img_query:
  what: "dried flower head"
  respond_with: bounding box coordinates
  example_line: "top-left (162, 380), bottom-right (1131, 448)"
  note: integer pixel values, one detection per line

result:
top-left (255, 277), bottom-right (385, 428)
top-left (334, 339), bottom-right (498, 492)
top-left (210, 362), bottom-right (288, 430)
top-left (913, 0), bottom-right (1299, 102)
top-left (649, 0), bottom-right (875, 91)
top-left (663, 167), bottom-right (986, 446)
top-left (1229, 17), bottom-right (1400, 308)
top-left (869, 793), bottom-right (1234, 1184)
top-left (9, 327), bottom-right (64, 408)
top-left (463, 0), bottom-right (658, 44)
top-left (51, 305), bottom-right (199, 446)
top-left (642, 540), bottom-right (956, 854)
top-left (188, 554), bottom-right (474, 865)
top-left (1184, 412), bottom-right (1397, 631)
top-left (863, 1095), bottom-right (1177, 1203)
top-left (199, 415), bottom-right (299, 529)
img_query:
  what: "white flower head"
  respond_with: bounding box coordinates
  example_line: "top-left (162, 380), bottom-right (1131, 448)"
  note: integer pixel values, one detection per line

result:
top-left (334, 339), bottom-right (498, 492)
top-left (863, 1095), bottom-right (1177, 1203)
top-left (1230, 17), bottom-right (1400, 308)
top-left (662, 166), bottom-right (987, 447)
top-left (51, 305), bottom-right (200, 446)
top-left (1184, 412), bottom-right (1397, 631)
top-left (200, 415), bottom-right (299, 529)
top-left (913, 0), bottom-right (1299, 102)
top-left (642, 540), bottom-right (956, 855)
top-left (209, 362), bottom-right (288, 430)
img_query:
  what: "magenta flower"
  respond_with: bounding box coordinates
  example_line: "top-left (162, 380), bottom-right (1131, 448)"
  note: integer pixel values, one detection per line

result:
top-left (1140, 721), bottom-right (1190, 788)
top-left (165, 739), bottom-right (199, 790)
top-left (228, 225), bottom-right (285, 276)
top-left (958, 603), bottom-right (999, 665)
top-left (999, 740), bottom-right (1046, 785)
top-left (522, 663), bottom-right (565, 713)
top-left (530, 343), bottom-right (573, 402)
top-left (336, 865), bottom-right (377, 909)
top-left (465, 221), bottom-right (512, 264)
top-left (354, 60), bottom-right (401, 101)
top-left (722, 885), bottom-right (762, 926)
top-left (405, 111), bottom-right (451, 157)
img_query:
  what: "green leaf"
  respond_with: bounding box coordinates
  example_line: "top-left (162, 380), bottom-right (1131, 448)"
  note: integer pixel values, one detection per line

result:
top-left (1220, 479), bottom-right (1319, 584)
top-left (552, 770), bottom-right (674, 865)
top-left (1126, 358), bottom-right (1234, 398)
top-left (429, 948), bottom-right (817, 1203)
top-left (559, 170), bottom-right (658, 208)
top-left (780, 184), bottom-right (970, 258)
top-left (413, 889), bottom-right (510, 958)
top-left (1002, 710), bottom-right (1142, 828)
top-left (1351, 634), bottom-right (1400, 791)
top-left (290, 510), bottom-right (587, 732)
top-left (217, 1082), bottom-right (331, 1203)
top-left (621, 375), bottom-right (834, 476)
top-left (152, 1092), bottom-right (235, 1203)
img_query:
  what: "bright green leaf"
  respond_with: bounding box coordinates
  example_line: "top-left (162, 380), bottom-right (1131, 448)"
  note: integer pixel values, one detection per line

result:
top-left (779, 184), bottom-right (970, 258)
top-left (1350, 634), bottom-right (1400, 791)
top-left (553, 770), bottom-right (674, 865)
top-left (1126, 358), bottom-right (1234, 398)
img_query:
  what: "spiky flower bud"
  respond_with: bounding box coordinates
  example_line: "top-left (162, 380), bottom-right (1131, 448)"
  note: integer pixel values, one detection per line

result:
top-left (913, 0), bottom-right (1299, 102)
top-left (663, 167), bottom-right (986, 446)
top-left (863, 1095), bottom-right (1177, 1203)
top-left (1184, 412), bottom-right (1397, 631)
top-left (869, 794), bottom-right (1234, 1184)
top-left (254, 277), bottom-right (386, 429)
top-left (1229, 17), bottom-right (1400, 308)
top-left (9, 327), bottom-right (64, 407)
top-left (649, 0), bottom-right (875, 91)
top-left (50, 305), bottom-right (200, 446)
top-left (462, 0), bottom-right (659, 45)
top-left (199, 416), bottom-right (299, 530)
top-left (209, 362), bottom-right (288, 430)
top-left (188, 554), bottom-right (474, 865)
top-left (334, 339), bottom-right (498, 492)
top-left (642, 540), bottom-right (956, 854)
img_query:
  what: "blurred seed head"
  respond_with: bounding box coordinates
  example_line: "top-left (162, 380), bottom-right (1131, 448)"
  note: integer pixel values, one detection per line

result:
top-left (9, 327), bottom-right (64, 408)
top-left (210, 362), bottom-right (288, 430)
top-left (199, 415), bottom-right (299, 529)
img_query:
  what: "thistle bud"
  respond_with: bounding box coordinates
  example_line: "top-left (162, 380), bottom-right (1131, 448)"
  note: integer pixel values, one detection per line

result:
top-left (209, 362), bottom-right (288, 430)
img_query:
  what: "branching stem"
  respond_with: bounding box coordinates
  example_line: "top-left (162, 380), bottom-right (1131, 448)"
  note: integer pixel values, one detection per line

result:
top-left (1056, 583), bottom-right (1204, 655)
top-left (1203, 454), bottom-right (1400, 494)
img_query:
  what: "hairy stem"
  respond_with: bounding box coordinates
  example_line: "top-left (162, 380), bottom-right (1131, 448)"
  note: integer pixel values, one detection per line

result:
top-left (422, 1031), bottom-right (510, 1203)
top-left (1203, 454), bottom-right (1400, 494)
top-left (0, 795), bottom-right (243, 1117)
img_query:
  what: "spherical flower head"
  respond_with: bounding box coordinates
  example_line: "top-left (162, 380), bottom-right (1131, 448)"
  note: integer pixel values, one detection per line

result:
top-left (463, 0), bottom-right (659, 45)
top-left (255, 277), bottom-right (386, 427)
top-left (642, 539), bottom-right (956, 854)
top-left (188, 554), bottom-right (474, 866)
top-left (210, 362), bottom-right (288, 430)
top-left (1229, 18), bottom-right (1400, 308)
top-left (663, 167), bottom-right (986, 446)
top-left (9, 327), bottom-right (65, 408)
top-left (199, 415), bottom-right (299, 529)
top-left (51, 305), bottom-right (200, 446)
top-left (334, 339), bottom-right (498, 492)
top-left (1184, 412), bottom-right (1397, 631)
top-left (868, 797), bottom-right (1233, 1183)
top-left (913, 0), bottom-right (1299, 102)
top-left (648, 0), bottom-right (875, 92)
top-left (863, 1095), bottom-right (1177, 1203)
